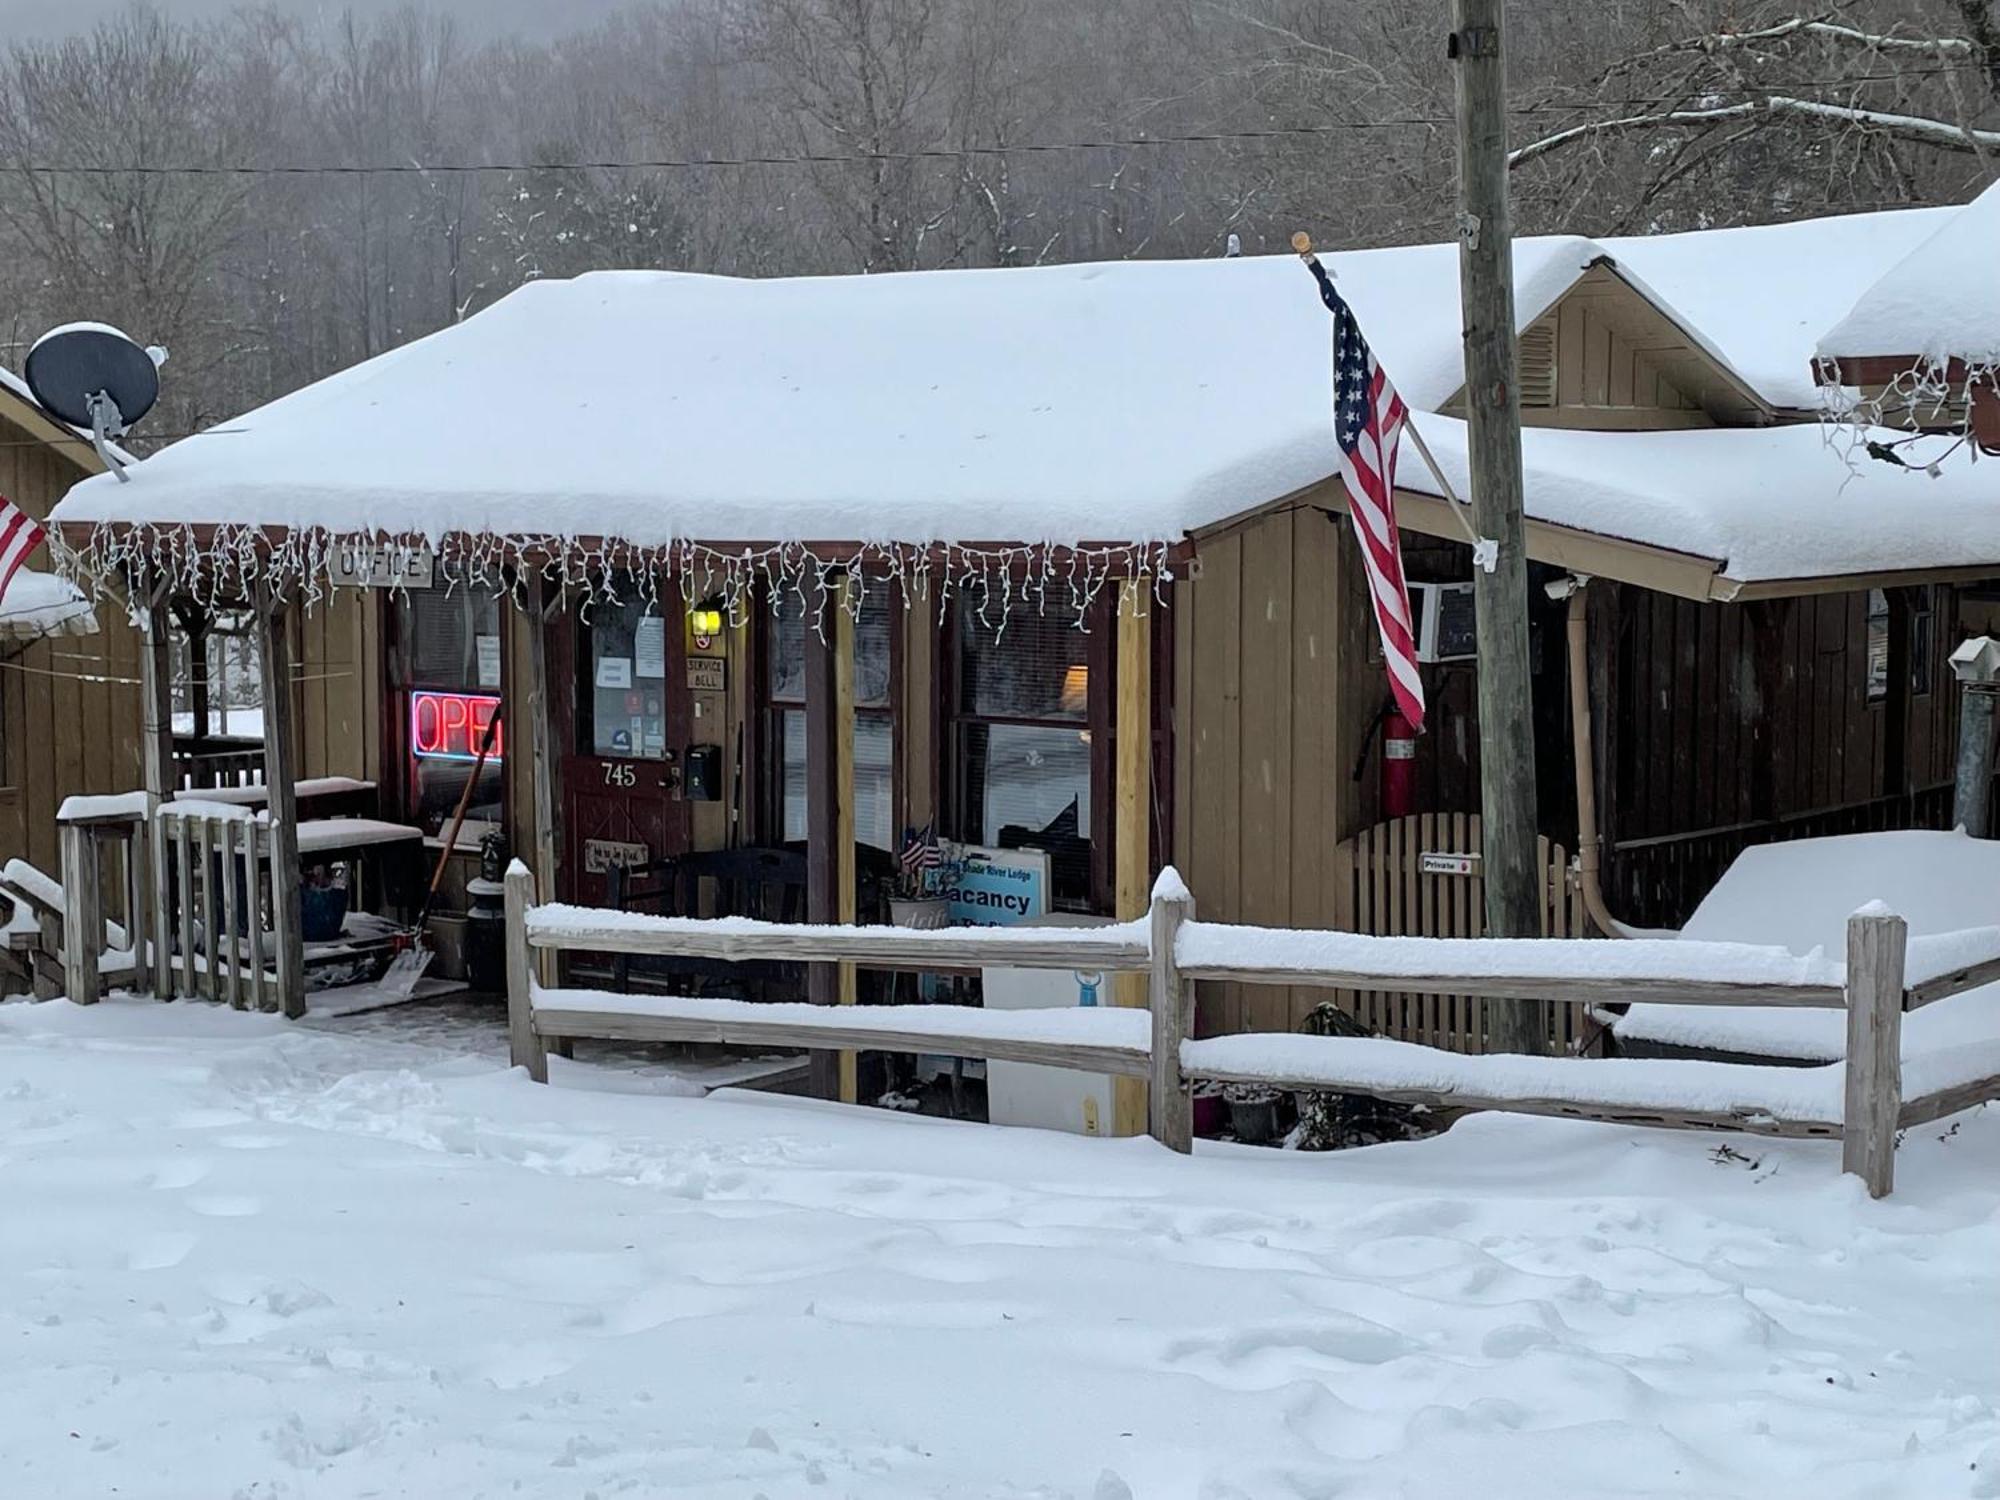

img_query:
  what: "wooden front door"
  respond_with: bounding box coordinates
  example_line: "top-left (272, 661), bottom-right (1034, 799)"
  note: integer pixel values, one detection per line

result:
top-left (556, 588), bottom-right (692, 907)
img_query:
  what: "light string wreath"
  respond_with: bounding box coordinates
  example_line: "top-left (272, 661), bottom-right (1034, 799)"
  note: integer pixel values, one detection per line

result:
top-left (58, 523), bottom-right (1176, 637)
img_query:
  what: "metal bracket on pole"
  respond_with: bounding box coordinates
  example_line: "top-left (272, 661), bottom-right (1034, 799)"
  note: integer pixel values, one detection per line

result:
top-left (85, 391), bottom-right (131, 483)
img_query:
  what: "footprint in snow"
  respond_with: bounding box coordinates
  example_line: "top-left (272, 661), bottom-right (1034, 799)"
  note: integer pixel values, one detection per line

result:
top-left (125, 1231), bottom-right (197, 1271)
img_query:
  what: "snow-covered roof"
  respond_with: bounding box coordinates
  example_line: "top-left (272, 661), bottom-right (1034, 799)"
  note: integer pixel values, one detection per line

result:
top-left (54, 248), bottom-right (1598, 553)
top-left (1405, 415), bottom-right (2000, 587)
top-left (50, 204), bottom-right (1986, 594)
top-left (1818, 182), bottom-right (2000, 368)
top-left (0, 362), bottom-right (138, 472)
top-left (0, 568), bottom-right (95, 640)
top-left (1603, 207), bottom-right (1954, 409)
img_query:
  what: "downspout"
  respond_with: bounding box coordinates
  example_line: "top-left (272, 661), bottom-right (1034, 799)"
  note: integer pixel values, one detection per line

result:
top-left (1559, 575), bottom-right (1642, 939)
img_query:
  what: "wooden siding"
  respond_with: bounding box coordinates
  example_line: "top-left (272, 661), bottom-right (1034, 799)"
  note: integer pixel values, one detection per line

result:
top-left (0, 413), bottom-right (143, 878)
top-left (1606, 584), bottom-right (1959, 848)
top-left (1175, 507), bottom-right (1355, 1038)
top-left (1441, 263), bottom-right (1764, 430)
top-left (293, 589), bottom-right (383, 785)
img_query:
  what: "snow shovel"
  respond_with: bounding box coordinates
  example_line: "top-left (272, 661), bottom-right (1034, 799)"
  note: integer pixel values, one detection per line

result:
top-left (380, 705), bottom-right (504, 999)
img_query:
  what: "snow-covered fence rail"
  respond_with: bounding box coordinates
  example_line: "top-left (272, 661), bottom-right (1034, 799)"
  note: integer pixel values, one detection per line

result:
top-left (500, 863), bottom-right (1993, 1198)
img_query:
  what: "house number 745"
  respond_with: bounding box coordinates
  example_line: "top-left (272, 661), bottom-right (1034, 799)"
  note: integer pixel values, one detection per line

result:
top-left (602, 762), bottom-right (637, 788)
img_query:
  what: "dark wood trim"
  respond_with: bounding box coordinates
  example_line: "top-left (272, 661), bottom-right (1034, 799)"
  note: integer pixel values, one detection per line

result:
top-left (801, 590), bottom-right (840, 1097)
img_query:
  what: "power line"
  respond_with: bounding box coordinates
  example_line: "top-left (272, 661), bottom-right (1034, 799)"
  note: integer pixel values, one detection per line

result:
top-left (4, 69), bottom-right (1991, 180)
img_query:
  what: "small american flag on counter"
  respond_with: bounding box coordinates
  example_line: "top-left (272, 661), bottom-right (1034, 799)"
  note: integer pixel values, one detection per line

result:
top-left (1299, 244), bottom-right (1426, 734)
top-left (0, 495), bottom-right (46, 614)
top-left (900, 824), bottom-right (943, 875)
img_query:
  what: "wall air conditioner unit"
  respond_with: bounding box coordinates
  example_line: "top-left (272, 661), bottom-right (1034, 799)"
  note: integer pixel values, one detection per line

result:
top-left (1409, 581), bottom-right (1477, 663)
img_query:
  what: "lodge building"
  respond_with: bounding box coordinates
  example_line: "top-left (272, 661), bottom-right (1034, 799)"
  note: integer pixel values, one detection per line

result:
top-left (31, 199), bottom-right (2000, 1068)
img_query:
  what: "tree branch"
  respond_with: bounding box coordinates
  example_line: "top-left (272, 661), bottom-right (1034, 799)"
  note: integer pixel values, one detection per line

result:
top-left (1510, 95), bottom-right (2000, 170)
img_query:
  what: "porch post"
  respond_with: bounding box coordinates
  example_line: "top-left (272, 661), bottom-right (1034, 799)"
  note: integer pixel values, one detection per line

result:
top-left (833, 574), bottom-right (859, 1103)
top-left (137, 587), bottom-right (178, 997)
top-left (803, 575), bottom-right (842, 1099)
top-left (256, 584), bottom-right (307, 1018)
top-left (1112, 579), bottom-right (1152, 1137)
top-left (526, 573), bottom-right (562, 985)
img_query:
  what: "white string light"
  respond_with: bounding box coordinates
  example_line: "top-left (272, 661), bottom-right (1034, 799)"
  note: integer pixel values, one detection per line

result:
top-left (58, 524), bottom-right (1176, 636)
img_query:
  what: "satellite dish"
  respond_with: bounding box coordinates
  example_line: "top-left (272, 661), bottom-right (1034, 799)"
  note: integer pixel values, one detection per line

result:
top-left (24, 322), bottom-right (165, 483)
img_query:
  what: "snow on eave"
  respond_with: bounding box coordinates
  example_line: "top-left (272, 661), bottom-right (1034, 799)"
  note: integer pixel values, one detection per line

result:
top-left (1817, 181), bottom-right (2000, 370)
top-left (0, 363), bottom-right (137, 475)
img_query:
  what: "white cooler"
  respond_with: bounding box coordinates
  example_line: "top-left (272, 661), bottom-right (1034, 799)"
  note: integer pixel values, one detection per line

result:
top-left (982, 912), bottom-right (1118, 1136)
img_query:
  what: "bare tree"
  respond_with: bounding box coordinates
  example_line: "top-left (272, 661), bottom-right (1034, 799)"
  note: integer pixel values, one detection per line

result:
top-left (1511, 2), bottom-right (2000, 229)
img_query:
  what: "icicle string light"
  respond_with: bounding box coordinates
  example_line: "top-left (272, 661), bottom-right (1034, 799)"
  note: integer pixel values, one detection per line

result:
top-left (56, 525), bottom-right (1175, 636)
top-left (1820, 356), bottom-right (1999, 474)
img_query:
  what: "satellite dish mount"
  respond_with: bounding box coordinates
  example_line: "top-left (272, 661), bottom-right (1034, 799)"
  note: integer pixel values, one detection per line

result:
top-left (23, 323), bottom-right (165, 484)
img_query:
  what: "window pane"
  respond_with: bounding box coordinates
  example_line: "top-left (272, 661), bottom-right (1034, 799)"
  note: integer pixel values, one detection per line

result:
top-left (960, 611), bottom-right (1089, 721)
top-left (589, 598), bottom-right (671, 760)
top-left (781, 710), bottom-right (894, 850)
top-left (398, 589), bottom-right (500, 691)
top-left (413, 759), bottom-right (504, 837)
top-left (769, 592), bottom-right (892, 707)
top-left (959, 721), bottom-right (1091, 905)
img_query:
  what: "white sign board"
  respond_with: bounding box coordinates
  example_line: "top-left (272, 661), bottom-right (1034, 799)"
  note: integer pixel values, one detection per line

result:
top-left (940, 843), bottom-right (1051, 927)
top-left (634, 617), bottom-right (667, 679)
top-left (1419, 851), bottom-right (1479, 877)
top-left (475, 635), bottom-right (501, 688)
top-left (328, 542), bottom-right (434, 590)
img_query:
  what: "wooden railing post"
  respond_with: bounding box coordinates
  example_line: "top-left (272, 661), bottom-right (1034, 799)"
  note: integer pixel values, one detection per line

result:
top-left (505, 860), bottom-right (548, 1083)
top-left (1148, 873), bottom-right (1195, 1153)
top-left (1842, 906), bottom-right (1906, 1199)
top-left (173, 815), bottom-right (196, 1001)
top-left (59, 822), bottom-right (103, 1005)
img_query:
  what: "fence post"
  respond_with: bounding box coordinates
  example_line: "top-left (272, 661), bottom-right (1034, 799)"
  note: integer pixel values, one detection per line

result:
top-left (59, 822), bottom-right (103, 1006)
top-left (1842, 906), bottom-right (1906, 1199)
top-left (1148, 874), bottom-right (1195, 1154)
top-left (505, 860), bottom-right (548, 1083)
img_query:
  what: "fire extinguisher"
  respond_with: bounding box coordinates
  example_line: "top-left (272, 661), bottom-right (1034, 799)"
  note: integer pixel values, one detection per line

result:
top-left (1381, 709), bottom-right (1418, 819)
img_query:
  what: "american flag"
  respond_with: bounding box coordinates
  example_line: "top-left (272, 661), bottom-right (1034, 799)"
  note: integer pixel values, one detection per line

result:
top-left (900, 825), bottom-right (942, 876)
top-left (0, 495), bottom-right (45, 616)
top-left (1308, 258), bottom-right (1426, 734)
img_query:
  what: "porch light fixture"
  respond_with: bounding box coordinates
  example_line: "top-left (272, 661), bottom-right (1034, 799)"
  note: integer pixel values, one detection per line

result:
top-left (690, 599), bottom-right (725, 650)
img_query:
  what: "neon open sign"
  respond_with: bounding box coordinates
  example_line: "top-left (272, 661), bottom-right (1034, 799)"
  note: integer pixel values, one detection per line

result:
top-left (410, 691), bottom-right (504, 763)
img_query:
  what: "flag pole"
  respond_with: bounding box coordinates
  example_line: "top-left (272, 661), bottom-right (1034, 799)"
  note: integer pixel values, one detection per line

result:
top-left (1291, 232), bottom-right (1496, 573)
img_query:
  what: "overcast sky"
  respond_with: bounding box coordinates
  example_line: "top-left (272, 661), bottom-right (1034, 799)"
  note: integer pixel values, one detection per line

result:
top-left (0, 0), bottom-right (635, 41)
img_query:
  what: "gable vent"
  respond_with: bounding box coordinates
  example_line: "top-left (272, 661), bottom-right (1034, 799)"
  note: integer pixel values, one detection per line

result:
top-left (1518, 322), bottom-right (1558, 408)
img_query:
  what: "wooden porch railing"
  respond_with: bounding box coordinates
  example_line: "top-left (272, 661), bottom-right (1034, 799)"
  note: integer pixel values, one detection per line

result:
top-left (173, 734), bottom-right (267, 792)
top-left (154, 801), bottom-right (280, 1012)
top-left (504, 862), bottom-right (2000, 1199)
top-left (50, 797), bottom-right (301, 1017)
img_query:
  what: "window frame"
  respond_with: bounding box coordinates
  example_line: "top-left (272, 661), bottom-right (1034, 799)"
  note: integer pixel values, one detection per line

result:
top-left (942, 595), bottom-right (1175, 917)
top-left (756, 584), bottom-right (902, 852)
top-left (383, 584), bottom-right (509, 837)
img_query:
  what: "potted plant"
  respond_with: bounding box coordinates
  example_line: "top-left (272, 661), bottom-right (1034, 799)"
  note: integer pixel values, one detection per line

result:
top-left (888, 825), bottom-right (951, 929)
top-left (1224, 1082), bottom-right (1286, 1145)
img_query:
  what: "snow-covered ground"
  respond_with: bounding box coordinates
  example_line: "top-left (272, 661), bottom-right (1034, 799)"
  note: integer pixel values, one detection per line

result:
top-left (2, 997), bottom-right (1996, 1499)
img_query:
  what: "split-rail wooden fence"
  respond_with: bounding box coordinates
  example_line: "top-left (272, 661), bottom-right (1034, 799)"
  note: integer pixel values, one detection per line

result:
top-left (503, 863), bottom-right (2000, 1199)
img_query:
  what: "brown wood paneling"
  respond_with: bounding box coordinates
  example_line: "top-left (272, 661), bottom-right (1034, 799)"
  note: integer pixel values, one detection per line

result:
top-left (1237, 511), bottom-right (1293, 1038)
top-left (1287, 513), bottom-right (1341, 1028)
top-left (0, 421), bottom-right (146, 887)
top-left (1188, 529), bottom-right (1242, 1036)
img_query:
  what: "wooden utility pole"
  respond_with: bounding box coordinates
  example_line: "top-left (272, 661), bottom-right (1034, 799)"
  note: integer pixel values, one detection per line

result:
top-left (1450, 0), bottom-right (1547, 1054)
